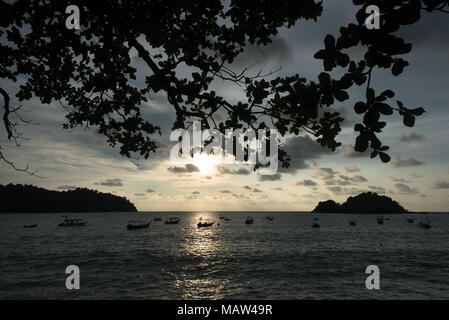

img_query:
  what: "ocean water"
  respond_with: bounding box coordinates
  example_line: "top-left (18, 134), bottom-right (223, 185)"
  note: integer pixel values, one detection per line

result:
top-left (0, 212), bottom-right (448, 299)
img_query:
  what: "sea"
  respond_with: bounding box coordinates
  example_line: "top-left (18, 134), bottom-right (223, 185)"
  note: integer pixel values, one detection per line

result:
top-left (0, 211), bottom-right (448, 299)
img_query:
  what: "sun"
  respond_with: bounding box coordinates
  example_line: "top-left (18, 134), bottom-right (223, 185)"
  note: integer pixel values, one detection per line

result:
top-left (192, 154), bottom-right (216, 174)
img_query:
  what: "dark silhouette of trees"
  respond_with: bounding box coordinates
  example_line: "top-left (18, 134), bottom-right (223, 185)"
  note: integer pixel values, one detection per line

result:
top-left (1, 0), bottom-right (447, 173)
top-left (312, 192), bottom-right (407, 213)
top-left (0, 184), bottom-right (137, 213)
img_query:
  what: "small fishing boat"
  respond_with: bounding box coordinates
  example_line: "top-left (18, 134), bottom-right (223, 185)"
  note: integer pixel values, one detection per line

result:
top-left (126, 220), bottom-right (151, 230)
top-left (407, 217), bottom-right (414, 223)
top-left (245, 217), bottom-right (254, 225)
top-left (165, 217), bottom-right (180, 225)
top-left (312, 217), bottom-right (320, 228)
top-left (219, 216), bottom-right (226, 220)
top-left (349, 220), bottom-right (356, 226)
top-left (23, 224), bottom-right (37, 228)
top-left (418, 219), bottom-right (431, 229)
top-left (376, 216), bottom-right (384, 225)
top-left (58, 219), bottom-right (87, 227)
top-left (153, 217), bottom-right (162, 221)
top-left (224, 217), bottom-right (231, 221)
top-left (266, 216), bottom-right (274, 221)
top-left (197, 221), bottom-right (214, 228)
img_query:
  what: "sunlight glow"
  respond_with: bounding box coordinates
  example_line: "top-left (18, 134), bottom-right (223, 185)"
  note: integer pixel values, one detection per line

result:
top-left (193, 154), bottom-right (216, 174)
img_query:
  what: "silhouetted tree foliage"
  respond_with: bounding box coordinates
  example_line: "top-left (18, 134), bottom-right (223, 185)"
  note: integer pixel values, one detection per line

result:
top-left (0, 184), bottom-right (137, 213)
top-left (312, 192), bottom-right (407, 213)
top-left (1, 0), bottom-right (448, 173)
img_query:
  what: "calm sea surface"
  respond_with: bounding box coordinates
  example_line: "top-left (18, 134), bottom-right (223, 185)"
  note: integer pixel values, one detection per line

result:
top-left (1, 212), bottom-right (448, 299)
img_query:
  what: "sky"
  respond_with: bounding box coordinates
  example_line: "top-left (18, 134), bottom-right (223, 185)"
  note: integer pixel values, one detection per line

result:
top-left (1, 1), bottom-right (449, 212)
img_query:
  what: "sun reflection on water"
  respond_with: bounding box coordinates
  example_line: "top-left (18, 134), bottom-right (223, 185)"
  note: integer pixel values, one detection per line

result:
top-left (174, 212), bottom-right (232, 299)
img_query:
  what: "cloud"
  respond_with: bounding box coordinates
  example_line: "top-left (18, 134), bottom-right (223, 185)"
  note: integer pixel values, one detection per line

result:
top-left (336, 175), bottom-right (367, 185)
top-left (56, 185), bottom-right (77, 190)
top-left (313, 167), bottom-right (338, 180)
top-left (398, 133), bottom-right (426, 143)
top-left (134, 193), bottom-right (147, 197)
top-left (217, 166), bottom-right (251, 175)
top-left (146, 189), bottom-right (155, 193)
top-left (388, 176), bottom-right (410, 183)
top-left (389, 157), bottom-right (425, 168)
top-left (220, 190), bottom-right (231, 194)
top-left (295, 179), bottom-right (317, 187)
top-left (167, 164), bottom-right (200, 173)
top-left (242, 185), bottom-right (252, 190)
top-left (432, 180), bottom-right (449, 189)
top-left (343, 165), bottom-right (360, 173)
top-left (192, 190), bottom-right (200, 194)
top-left (278, 135), bottom-right (333, 174)
top-left (342, 145), bottom-right (370, 159)
top-left (252, 188), bottom-right (262, 193)
top-left (94, 178), bottom-right (123, 187)
top-left (394, 183), bottom-right (419, 194)
top-left (328, 186), bottom-right (366, 195)
top-left (368, 185), bottom-right (387, 194)
top-left (257, 173), bottom-right (282, 181)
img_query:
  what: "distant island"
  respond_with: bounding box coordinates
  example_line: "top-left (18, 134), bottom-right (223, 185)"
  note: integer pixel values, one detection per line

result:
top-left (0, 184), bottom-right (137, 213)
top-left (312, 192), bottom-right (407, 214)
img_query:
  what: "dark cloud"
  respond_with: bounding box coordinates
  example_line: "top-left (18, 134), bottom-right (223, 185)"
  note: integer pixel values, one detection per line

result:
top-left (328, 186), bottom-right (366, 195)
top-left (398, 133), bottom-right (426, 143)
top-left (94, 178), bottom-right (123, 187)
top-left (313, 167), bottom-right (338, 181)
top-left (394, 183), bottom-right (419, 194)
top-left (388, 176), bottom-right (410, 183)
top-left (343, 166), bottom-right (360, 173)
top-left (368, 185), bottom-right (387, 194)
top-left (295, 179), bottom-right (317, 187)
top-left (336, 175), bottom-right (367, 185)
top-left (252, 188), bottom-right (262, 193)
top-left (146, 189), bottom-right (155, 193)
top-left (220, 190), bottom-right (231, 194)
top-left (257, 173), bottom-right (282, 181)
top-left (280, 135), bottom-right (332, 173)
top-left (432, 181), bottom-right (449, 189)
top-left (390, 157), bottom-right (425, 168)
top-left (56, 185), bottom-right (76, 190)
top-left (192, 190), bottom-right (200, 194)
top-left (167, 164), bottom-right (200, 173)
top-left (134, 193), bottom-right (147, 197)
top-left (242, 185), bottom-right (251, 190)
top-left (230, 37), bottom-right (293, 69)
top-left (217, 166), bottom-right (251, 175)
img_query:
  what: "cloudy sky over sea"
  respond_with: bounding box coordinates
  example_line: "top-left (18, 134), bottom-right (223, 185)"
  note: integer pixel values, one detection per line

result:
top-left (1, 1), bottom-right (448, 211)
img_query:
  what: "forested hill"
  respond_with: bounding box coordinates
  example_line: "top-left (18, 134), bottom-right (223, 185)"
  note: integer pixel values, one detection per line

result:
top-left (0, 184), bottom-right (137, 213)
top-left (312, 192), bottom-right (408, 214)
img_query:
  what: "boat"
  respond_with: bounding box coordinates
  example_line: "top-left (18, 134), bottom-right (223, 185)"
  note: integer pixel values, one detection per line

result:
top-left (407, 217), bottom-right (414, 223)
top-left (23, 224), bottom-right (37, 228)
top-left (126, 220), bottom-right (151, 230)
top-left (245, 217), bottom-right (254, 225)
top-left (349, 220), bottom-right (356, 226)
top-left (312, 217), bottom-right (320, 228)
top-left (197, 221), bottom-right (214, 228)
top-left (58, 219), bottom-right (87, 227)
top-left (219, 216), bottom-right (226, 220)
top-left (165, 217), bottom-right (180, 224)
top-left (418, 219), bottom-right (431, 229)
top-left (376, 216), bottom-right (384, 225)
top-left (266, 216), bottom-right (274, 221)
top-left (153, 217), bottom-right (162, 221)
top-left (224, 217), bottom-right (231, 221)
